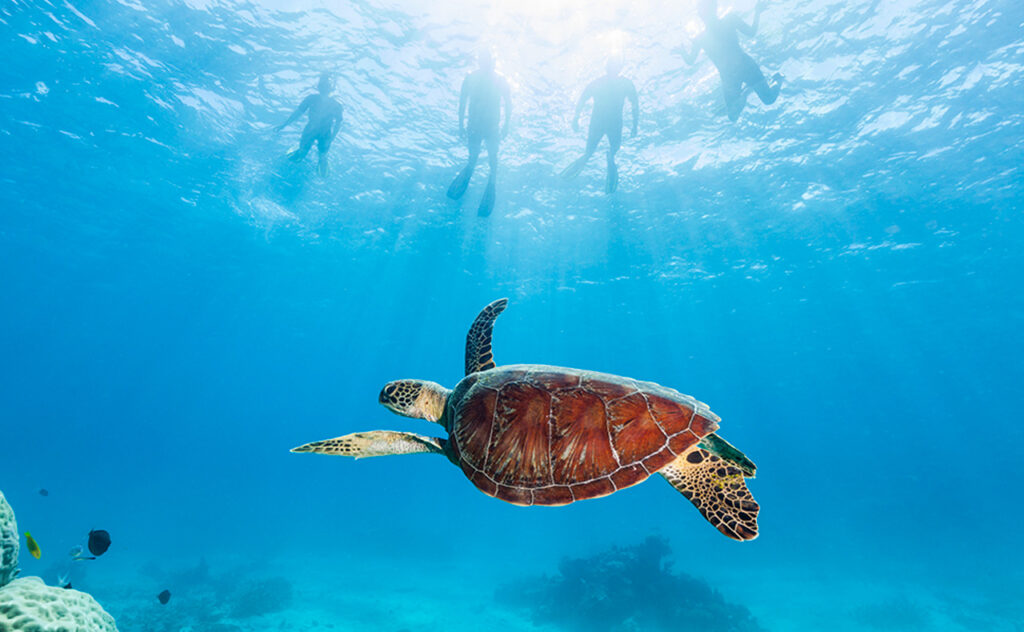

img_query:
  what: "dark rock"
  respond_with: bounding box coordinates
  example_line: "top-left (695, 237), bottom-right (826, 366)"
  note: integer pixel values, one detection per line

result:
top-left (497, 536), bottom-right (764, 632)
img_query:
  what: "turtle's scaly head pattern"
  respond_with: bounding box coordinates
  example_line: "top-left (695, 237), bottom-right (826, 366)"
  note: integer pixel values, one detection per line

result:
top-left (379, 380), bottom-right (450, 422)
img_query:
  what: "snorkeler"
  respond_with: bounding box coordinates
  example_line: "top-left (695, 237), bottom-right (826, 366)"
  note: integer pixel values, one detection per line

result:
top-left (447, 51), bottom-right (512, 217)
top-left (681, 0), bottom-right (782, 121)
top-left (560, 56), bottom-right (638, 194)
top-left (274, 73), bottom-right (344, 176)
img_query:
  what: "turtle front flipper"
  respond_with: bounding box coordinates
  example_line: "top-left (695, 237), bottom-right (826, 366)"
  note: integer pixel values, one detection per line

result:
top-left (660, 446), bottom-right (760, 541)
top-left (464, 298), bottom-right (508, 375)
top-left (291, 431), bottom-right (445, 459)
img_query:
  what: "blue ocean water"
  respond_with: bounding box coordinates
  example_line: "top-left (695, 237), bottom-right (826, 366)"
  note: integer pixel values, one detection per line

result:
top-left (1, 0), bottom-right (1022, 629)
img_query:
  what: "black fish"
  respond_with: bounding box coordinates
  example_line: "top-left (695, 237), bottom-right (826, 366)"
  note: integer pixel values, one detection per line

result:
top-left (157, 589), bottom-right (171, 605)
top-left (38, 489), bottom-right (49, 497)
top-left (62, 583), bottom-right (72, 590)
top-left (87, 530), bottom-right (111, 556)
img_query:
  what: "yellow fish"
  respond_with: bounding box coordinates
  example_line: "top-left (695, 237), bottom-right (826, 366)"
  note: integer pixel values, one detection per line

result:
top-left (25, 532), bottom-right (41, 560)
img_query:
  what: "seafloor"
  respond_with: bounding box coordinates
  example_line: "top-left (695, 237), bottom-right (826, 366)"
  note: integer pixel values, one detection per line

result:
top-left (74, 544), bottom-right (1022, 632)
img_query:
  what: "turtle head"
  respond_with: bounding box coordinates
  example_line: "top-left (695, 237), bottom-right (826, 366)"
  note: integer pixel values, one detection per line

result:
top-left (379, 380), bottom-right (450, 423)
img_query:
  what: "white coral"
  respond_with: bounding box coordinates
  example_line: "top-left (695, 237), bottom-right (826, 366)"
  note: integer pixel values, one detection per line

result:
top-left (0, 577), bottom-right (117, 632)
top-left (0, 491), bottom-right (17, 588)
top-left (0, 492), bottom-right (118, 631)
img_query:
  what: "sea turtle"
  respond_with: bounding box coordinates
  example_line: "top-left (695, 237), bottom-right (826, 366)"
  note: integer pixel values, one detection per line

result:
top-left (292, 299), bottom-right (760, 540)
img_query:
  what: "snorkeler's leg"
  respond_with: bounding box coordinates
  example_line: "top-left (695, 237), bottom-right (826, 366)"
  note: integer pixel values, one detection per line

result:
top-left (750, 72), bottom-right (782, 105)
top-left (561, 119), bottom-right (602, 179)
top-left (316, 133), bottom-right (332, 176)
top-left (291, 431), bottom-right (445, 458)
top-left (605, 125), bottom-right (622, 194)
top-left (289, 130), bottom-right (316, 161)
top-left (722, 79), bottom-right (745, 122)
top-left (448, 132), bottom-right (482, 200)
top-left (478, 134), bottom-right (499, 217)
top-left (736, 54), bottom-right (781, 107)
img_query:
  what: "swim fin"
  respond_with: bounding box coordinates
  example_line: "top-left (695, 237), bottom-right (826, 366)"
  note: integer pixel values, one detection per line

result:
top-left (605, 162), bottom-right (618, 194)
top-left (560, 156), bottom-right (587, 179)
top-left (477, 181), bottom-right (496, 217)
top-left (447, 166), bottom-right (473, 200)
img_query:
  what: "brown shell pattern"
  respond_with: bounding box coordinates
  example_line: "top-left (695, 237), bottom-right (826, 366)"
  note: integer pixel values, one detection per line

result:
top-left (447, 364), bottom-right (720, 506)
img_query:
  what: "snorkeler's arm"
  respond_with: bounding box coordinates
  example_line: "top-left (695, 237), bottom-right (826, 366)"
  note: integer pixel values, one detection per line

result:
top-left (734, 2), bottom-right (764, 37)
top-left (457, 76), bottom-right (470, 134)
top-left (572, 82), bottom-right (595, 132)
top-left (501, 79), bottom-right (512, 138)
top-left (276, 95), bottom-right (312, 131)
top-left (628, 81), bottom-right (639, 137)
top-left (331, 104), bottom-right (344, 139)
top-left (680, 40), bottom-right (701, 65)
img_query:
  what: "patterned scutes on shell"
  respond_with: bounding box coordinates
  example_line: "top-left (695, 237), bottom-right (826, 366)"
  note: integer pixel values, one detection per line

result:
top-left (447, 364), bottom-right (720, 506)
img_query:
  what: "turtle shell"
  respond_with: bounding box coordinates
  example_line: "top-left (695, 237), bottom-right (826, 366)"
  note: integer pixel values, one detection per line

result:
top-left (445, 364), bottom-right (720, 506)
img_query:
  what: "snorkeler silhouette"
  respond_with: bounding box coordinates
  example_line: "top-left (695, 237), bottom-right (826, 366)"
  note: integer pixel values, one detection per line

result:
top-left (447, 51), bottom-right (512, 217)
top-left (274, 73), bottom-right (344, 176)
top-left (681, 0), bottom-right (782, 121)
top-left (560, 56), bottom-right (638, 194)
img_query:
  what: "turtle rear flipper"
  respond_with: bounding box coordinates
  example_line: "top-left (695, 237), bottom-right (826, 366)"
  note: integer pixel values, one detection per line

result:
top-left (698, 432), bottom-right (756, 477)
top-left (292, 431), bottom-right (445, 459)
top-left (661, 447), bottom-right (759, 541)
top-left (465, 298), bottom-right (508, 375)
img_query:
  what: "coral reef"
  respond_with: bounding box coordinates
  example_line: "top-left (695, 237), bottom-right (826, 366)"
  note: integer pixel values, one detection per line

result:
top-left (0, 577), bottom-right (117, 631)
top-left (0, 490), bottom-right (118, 631)
top-left (229, 576), bottom-right (293, 618)
top-left (852, 596), bottom-right (931, 630)
top-left (497, 536), bottom-right (763, 632)
top-left (0, 491), bottom-right (18, 588)
top-left (116, 559), bottom-right (294, 632)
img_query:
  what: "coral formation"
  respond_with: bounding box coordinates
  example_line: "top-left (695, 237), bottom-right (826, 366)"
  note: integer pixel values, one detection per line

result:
top-left (497, 536), bottom-right (763, 632)
top-left (0, 490), bottom-right (119, 631)
top-left (0, 491), bottom-right (18, 588)
top-left (229, 576), bottom-right (293, 618)
top-left (116, 560), bottom-right (294, 632)
top-left (0, 577), bottom-right (117, 631)
top-left (852, 596), bottom-right (932, 630)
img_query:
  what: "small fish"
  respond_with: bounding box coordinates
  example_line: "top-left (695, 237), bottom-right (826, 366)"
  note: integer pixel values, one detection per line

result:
top-left (69, 545), bottom-right (95, 561)
top-left (62, 582), bottom-right (72, 589)
top-left (87, 529), bottom-right (111, 556)
top-left (157, 589), bottom-right (171, 605)
top-left (24, 532), bottom-right (41, 559)
top-left (38, 488), bottom-right (49, 497)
